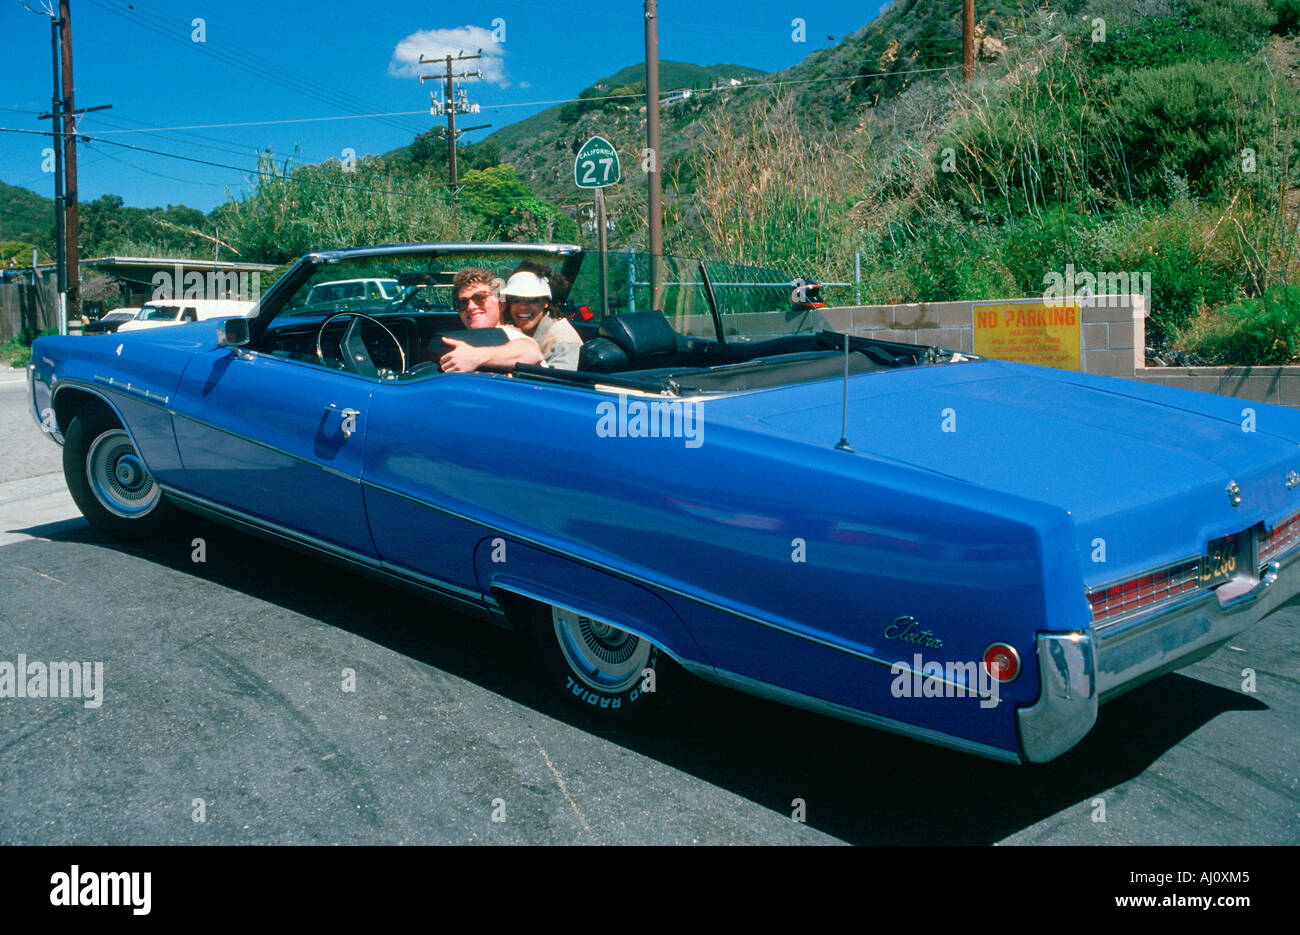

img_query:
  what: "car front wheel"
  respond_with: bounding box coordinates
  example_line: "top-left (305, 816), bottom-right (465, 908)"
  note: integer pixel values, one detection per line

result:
top-left (63, 406), bottom-right (178, 539)
top-left (531, 602), bottom-right (683, 722)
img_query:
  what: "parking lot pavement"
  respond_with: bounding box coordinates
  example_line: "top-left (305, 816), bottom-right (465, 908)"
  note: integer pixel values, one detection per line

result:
top-left (1, 509), bottom-right (1296, 845)
top-left (0, 370), bottom-right (64, 482)
top-left (0, 371), bottom-right (84, 547)
top-left (0, 473), bottom-right (83, 548)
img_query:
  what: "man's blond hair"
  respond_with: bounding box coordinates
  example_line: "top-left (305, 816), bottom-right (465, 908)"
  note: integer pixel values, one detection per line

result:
top-left (453, 267), bottom-right (500, 295)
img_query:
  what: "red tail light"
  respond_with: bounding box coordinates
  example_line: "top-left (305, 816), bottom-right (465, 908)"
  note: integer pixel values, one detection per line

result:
top-left (983, 643), bottom-right (1021, 683)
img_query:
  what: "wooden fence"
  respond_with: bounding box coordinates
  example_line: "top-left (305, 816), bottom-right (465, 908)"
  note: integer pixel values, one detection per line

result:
top-left (0, 281), bottom-right (57, 343)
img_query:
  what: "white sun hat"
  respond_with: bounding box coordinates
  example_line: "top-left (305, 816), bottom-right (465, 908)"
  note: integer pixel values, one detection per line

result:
top-left (502, 271), bottom-right (552, 299)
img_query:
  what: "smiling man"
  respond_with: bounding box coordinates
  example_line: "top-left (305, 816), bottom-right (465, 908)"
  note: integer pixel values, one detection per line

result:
top-left (440, 268), bottom-right (544, 372)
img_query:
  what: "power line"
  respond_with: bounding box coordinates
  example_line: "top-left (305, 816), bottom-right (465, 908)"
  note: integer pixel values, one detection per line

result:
top-left (1, 125), bottom-right (469, 199)
top-left (85, 110), bottom-right (431, 135)
top-left (89, 0), bottom-right (428, 137)
top-left (92, 146), bottom-right (239, 188)
top-left (81, 0), bottom-right (428, 139)
top-left (62, 63), bottom-right (961, 138)
top-left (82, 111), bottom-right (272, 159)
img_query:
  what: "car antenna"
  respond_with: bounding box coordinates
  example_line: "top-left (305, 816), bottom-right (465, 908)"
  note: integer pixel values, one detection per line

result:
top-left (698, 261), bottom-right (726, 344)
top-left (836, 332), bottom-right (853, 451)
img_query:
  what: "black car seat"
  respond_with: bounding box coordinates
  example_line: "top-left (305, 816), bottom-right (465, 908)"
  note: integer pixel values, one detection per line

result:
top-left (578, 311), bottom-right (680, 373)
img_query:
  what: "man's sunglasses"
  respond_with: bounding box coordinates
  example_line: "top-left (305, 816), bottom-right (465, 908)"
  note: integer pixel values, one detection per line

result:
top-left (455, 291), bottom-right (494, 310)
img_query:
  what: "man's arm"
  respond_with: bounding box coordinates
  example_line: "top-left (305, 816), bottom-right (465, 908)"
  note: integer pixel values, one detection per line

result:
top-left (439, 335), bottom-right (544, 372)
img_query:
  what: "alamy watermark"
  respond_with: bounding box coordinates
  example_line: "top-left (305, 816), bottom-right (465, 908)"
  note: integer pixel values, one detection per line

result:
top-left (1042, 264), bottom-right (1152, 310)
top-left (595, 394), bottom-right (704, 449)
top-left (890, 653), bottom-right (1000, 709)
top-left (151, 264), bottom-right (261, 302)
top-left (0, 654), bottom-right (103, 708)
top-left (50, 866), bottom-right (150, 915)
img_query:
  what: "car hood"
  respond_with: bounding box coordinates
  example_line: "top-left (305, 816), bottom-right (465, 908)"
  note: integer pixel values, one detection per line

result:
top-left (740, 360), bottom-right (1300, 579)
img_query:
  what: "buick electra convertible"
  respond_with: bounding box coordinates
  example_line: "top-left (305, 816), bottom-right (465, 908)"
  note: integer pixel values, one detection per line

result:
top-left (28, 243), bottom-right (1300, 763)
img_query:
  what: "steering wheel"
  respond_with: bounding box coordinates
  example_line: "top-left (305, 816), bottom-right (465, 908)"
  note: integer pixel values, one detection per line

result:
top-left (315, 312), bottom-right (407, 377)
top-left (380, 285), bottom-right (433, 315)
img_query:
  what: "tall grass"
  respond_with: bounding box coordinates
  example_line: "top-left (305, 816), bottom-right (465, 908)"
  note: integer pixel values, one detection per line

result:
top-left (679, 5), bottom-right (1299, 351)
top-left (213, 153), bottom-right (480, 264)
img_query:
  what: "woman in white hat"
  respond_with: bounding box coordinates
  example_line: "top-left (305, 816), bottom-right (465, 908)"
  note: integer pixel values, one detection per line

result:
top-left (502, 268), bottom-right (583, 370)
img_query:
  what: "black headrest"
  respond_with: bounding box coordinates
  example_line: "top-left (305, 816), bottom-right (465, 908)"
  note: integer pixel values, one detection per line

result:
top-left (437, 328), bottom-right (509, 347)
top-left (597, 311), bottom-right (678, 360)
top-left (577, 336), bottom-right (630, 373)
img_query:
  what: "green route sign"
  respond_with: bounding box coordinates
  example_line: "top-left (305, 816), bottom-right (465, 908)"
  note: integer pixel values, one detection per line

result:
top-left (574, 136), bottom-right (621, 189)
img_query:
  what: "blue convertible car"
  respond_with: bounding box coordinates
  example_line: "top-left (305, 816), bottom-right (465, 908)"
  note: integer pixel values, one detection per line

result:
top-left (27, 243), bottom-right (1300, 763)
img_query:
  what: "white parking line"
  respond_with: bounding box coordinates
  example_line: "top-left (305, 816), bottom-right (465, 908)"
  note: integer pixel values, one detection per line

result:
top-left (0, 472), bottom-right (84, 547)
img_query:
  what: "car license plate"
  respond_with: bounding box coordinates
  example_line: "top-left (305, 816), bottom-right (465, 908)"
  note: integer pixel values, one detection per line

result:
top-left (1199, 532), bottom-right (1253, 588)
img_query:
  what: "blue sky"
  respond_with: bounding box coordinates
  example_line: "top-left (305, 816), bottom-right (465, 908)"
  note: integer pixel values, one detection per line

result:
top-left (0, 0), bottom-right (888, 215)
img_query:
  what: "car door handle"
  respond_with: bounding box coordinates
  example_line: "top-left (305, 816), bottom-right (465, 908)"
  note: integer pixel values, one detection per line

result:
top-left (326, 404), bottom-right (361, 439)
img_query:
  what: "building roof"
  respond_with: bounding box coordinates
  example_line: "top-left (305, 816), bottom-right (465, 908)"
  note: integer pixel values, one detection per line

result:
top-left (32, 256), bottom-right (277, 273)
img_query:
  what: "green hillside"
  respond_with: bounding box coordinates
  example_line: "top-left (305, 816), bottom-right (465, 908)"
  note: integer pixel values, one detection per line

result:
top-left (486, 61), bottom-right (765, 151)
top-left (0, 179), bottom-right (55, 257)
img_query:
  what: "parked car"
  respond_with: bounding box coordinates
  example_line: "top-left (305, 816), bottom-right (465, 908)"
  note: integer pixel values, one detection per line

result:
top-left (81, 307), bottom-right (140, 335)
top-left (304, 278), bottom-right (401, 306)
top-left (116, 298), bottom-right (255, 332)
top-left (27, 243), bottom-right (1300, 763)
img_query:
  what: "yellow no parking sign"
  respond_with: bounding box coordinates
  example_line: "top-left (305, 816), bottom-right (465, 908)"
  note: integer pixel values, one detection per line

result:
top-left (973, 301), bottom-right (1082, 371)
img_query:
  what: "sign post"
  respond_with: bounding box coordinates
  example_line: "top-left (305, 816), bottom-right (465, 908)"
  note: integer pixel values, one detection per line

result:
top-left (574, 136), bottom-right (621, 318)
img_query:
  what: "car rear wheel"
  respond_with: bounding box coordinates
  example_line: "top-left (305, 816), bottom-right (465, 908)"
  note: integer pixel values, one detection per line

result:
top-left (530, 602), bottom-right (684, 722)
top-left (63, 406), bottom-right (179, 540)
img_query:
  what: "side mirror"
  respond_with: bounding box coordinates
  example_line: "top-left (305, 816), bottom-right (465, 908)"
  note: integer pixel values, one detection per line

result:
top-left (218, 317), bottom-right (250, 348)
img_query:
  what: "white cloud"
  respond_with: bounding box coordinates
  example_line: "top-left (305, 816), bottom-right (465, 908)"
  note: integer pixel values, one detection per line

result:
top-left (388, 26), bottom-right (507, 86)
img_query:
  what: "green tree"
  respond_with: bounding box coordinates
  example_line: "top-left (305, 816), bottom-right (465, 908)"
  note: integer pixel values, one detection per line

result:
top-left (458, 164), bottom-right (578, 242)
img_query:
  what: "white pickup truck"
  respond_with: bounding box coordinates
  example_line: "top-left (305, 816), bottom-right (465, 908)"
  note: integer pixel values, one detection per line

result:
top-left (116, 299), bottom-right (256, 332)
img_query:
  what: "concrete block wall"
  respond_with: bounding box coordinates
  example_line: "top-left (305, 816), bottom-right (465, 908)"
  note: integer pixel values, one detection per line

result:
top-left (664, 296), bottom-right (1300, 407)
top-left (820, 295), bottom-right (1145, 376)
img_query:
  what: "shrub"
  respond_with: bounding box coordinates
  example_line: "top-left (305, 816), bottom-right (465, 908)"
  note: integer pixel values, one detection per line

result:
top-left (1107, 61), bottom-right (1276, 199)
top-left (1175, 284), bottom-right (1300, 363)
top-left (1274, 0), bottom-right (1300, 33)
top-left (1081, 16), bottom-right (1242, 73)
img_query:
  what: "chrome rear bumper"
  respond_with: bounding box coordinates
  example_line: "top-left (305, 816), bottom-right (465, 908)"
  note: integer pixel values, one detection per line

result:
top-left (1017, 552), bottom-right (1300, 763)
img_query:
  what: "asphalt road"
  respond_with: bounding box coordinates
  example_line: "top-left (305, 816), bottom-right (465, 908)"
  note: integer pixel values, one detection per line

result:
top-left (0, 367), bottom-right (1297, 845)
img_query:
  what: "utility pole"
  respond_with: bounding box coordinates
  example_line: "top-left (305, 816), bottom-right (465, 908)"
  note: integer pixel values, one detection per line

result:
top-left (59, 0), bottom-right (79, 319)
top-left (644, 0), bottom-right (664, 308)
top-left (963, 0), bottom-right (975, 82)
top-left (46, 11), bottom-right (66, 334)
top-left (419, 51), bottom-right (482, 191)
top-left (33, 0), bottom-right (108, 333)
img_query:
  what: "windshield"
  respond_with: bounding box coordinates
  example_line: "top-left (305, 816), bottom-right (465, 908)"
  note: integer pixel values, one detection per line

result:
top-left (137, 305), bottom-right (180, 322)
top-left (276, 251), bottom-right (581, 319)
top-left (569, 252), bottom-right (846, 342)
top-left (271, 248), bottom-right (844, 342)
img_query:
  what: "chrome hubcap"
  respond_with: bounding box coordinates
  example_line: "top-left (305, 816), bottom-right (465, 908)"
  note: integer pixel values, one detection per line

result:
top-left (552, 606), bottom-right (651, 694)
top-left (86, 429), bottom-right (160, 518)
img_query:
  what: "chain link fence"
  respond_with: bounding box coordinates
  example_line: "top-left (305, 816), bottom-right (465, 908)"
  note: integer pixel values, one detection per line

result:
top-left (569, 251), bottom-right (856, 328)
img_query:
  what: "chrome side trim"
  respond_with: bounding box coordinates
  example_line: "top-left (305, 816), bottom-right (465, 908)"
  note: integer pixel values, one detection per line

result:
top-left (487, 581), bottom-right (692, 666)
top-left (682, 662), bottom-right (1022, 765)
top-left (1016, 632), bottom-right (1096, 763)
top-left (360, 476), bottom-right (935, 675)
top-left (160, 485), bottom-right (493, 616)
top-left (93, 373), bottom-right (170, 405)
